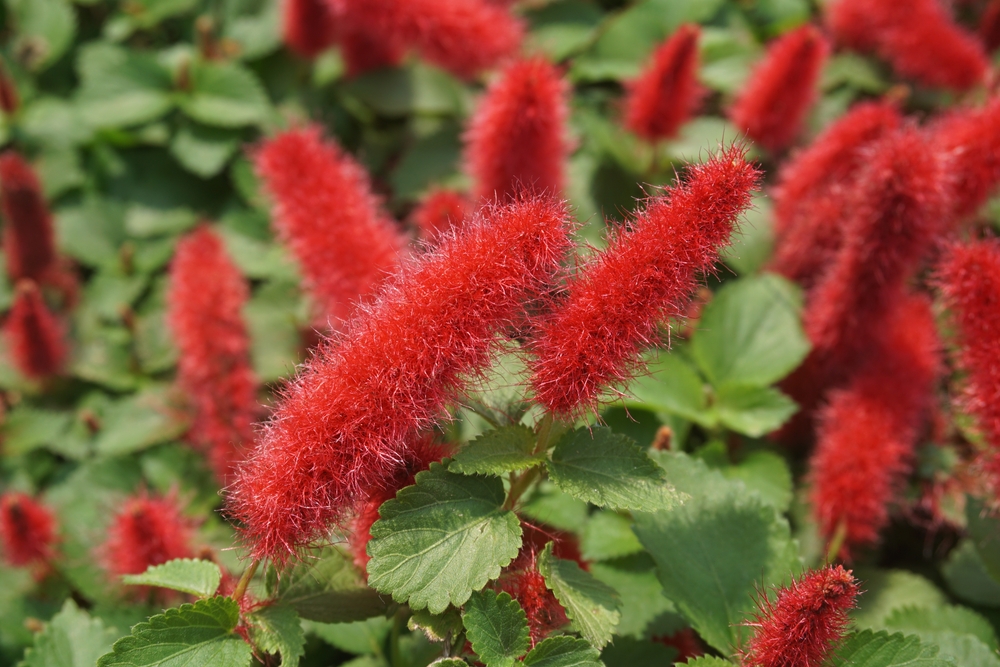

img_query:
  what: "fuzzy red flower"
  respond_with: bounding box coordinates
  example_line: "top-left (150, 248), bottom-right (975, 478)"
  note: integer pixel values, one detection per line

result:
top-left (229, 196), bottom-right (574, 563)
top-left (529, 145), bottom-right (760, 417)
top-left (283, 0), bottom-right (337, 58)
top-left (102, 492), bottom-right (196, 581)
top-left (624, 24), bottom-right (702, 142)
top-left (4, 281), bottom-right (65, 380)
top-left (929, 97), bottom-right (1000, 221)
top-left (0, 151), bottom-right (56, 285)
top-left (167, 225), bottom-right (260, 484)
top-left (0, 58), bottom-right (19, 115)
top-left (0, 492), bottom-right (56, 568)
top-left (729, 25), bottom-right (829, 153)
top-left (254, 126), bottom-right (405, 327)
top-left (743, 565), bottom-right (859, 667)
top-left (465, 57), bottom-right (571, 202)
top-left (335, 17), bottom-right (405, 77)
top-left (411, 188), bottom-right (469, 239)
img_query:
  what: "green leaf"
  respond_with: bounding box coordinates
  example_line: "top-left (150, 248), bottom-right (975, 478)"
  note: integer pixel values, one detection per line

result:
top-left (180, 61), bottom-right (271, 128)
top-left (308, 617), bottom-right (391, 654)
top-left (719, 451), bottom-right (793, 513)
top-left (95, 386), bottom-right (188, 456)
top-left (967, 497), bottom-right (1000, 584)
top-left (430, 660), bottom-right (467, 667)
top-left (522, 636), bottom-right (603, 667)
top-left (581, 512), bottom-right (643, 562)
top-left (834, 630), bottom-right (956, 667)
top-left (589, 555), bottom-right (674, 639)
top-left (682, 659), bottom-right (732, 667)
top-left (96, 597), bottom-right (252, 667)
top-left (713, 385), bottom-right (798, 437)
top-left (389, 123), bottom-right (462, 200)
top-left (21, 98), bottom-right (92, 148)
top-left (271, 546), bottom-right (390, 623)
top-left (520, 481), bottom-right (590, 533)
top-left (538, 543), bottom-right (621, 649)
top-left (75, 43), bottom-right (174, 129)
top-left (882, 605), bottom-right (997, 649)
top-left (342, 64), bottom-right (467, 117)
top-left (19, 600), bottom-right (118, 667)
top-left (56, 198), bottom-right (128, 270)
top-left (450, 425), bottom-right (545, 476)
top-left (627, 352), bottom-right (712, 427)
top-left (125, 206), bottom-right (198, 238)
top-left (942, 540), bottom-right (1000, 608)
top-left (121, 559), bottom-right (222, 598)
top-left (462, 590), bottom-right (530, 667)
top-left (247, 604), bottom-right (305, 667)
top-left (8, 0), bottom-right (76, 71)
top-left (722, 193), bottom-right (774, 275)
top-left (408, 608), bottom-right (463, 643)
top-left (852, 570), bottom-right (948, 630)
top-left (526, 1), bottom-right (603, 61)
top-left (169, 122), bottom-right (241, 178)
top-left (690, 275), bottom-right (809, 388)
top-left (547, 427), bottom-right (683, 512)
top-left (601, 637), bottom-right (675, 667)
top-left (2, 407), bottom-right (72, 456)
top-left (367, 463), bottom-right (522, 614)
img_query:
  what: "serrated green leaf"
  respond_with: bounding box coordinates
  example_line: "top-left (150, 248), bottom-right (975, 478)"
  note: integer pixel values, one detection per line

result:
top-left (308, 617), bottom-right (391, 654)
top-left (450, 425), bottom-right (545, 476)
top-left (271, 546), bottom-right (389, 623)
top-left (523, 636), bottom-right (603, 667)
top-left (462, 591), bottom-right (530, 667)
top-left (180, 61), bottom-right (271, 128)
top-left (589, 555), bottom-right (674, 639)
top-left (852, 570), bottom-right (947, 630)
top-left (247, 604), bottom-right (305, 667)
top-left (122, 559), bottom-right (222, 598)
top-left (96, 597), bottom-right (252, 667)
top-left (538, 543), bottom-right (620, 649)
top-left (580, 512), bottom-right (643, 562)
top-left (834, 630), bottom-right (956, 667)
top-left (713, 384), bottom-right (798, 437)
top-left (8, 0), bottom-right (76, 71)
top-left (368, 462), bottom-right (522, 614)
top-left (883, 605), bottom-right (997, 649)
top-left (547, 427), bottom-right (682, 512)
top-left (682, 658), bottom-right (732, 667)
top-left (18, 600), bottom-right (118, 667)
top-left (170, 122), bottom-right (241, 178)
top-left (430, 661), bottom-right (468, 667)
top-left (75, 43), bottom-right (173, 129)
top-left (921, 634), bottom-right (1000, 667)
top-left (942, 540), bottom-right (1000, 608)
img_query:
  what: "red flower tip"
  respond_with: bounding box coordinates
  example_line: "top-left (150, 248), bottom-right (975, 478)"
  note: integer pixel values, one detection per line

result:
top-left (0, 491), bottom-right (56, 568)
top-left (465, 57), bottom-right (571, 202)
top-left (229, 195), bottom-right (574, 564)
top-left (929, 96), bottom-right (1000, 221)
top-left (743, 565), bottom-right (859, 667)
top-left (729, 25), bottom-right (830, 153)
top-left (253, 126), bottom-right (405, 327)
top-left (411, 188), bottom-right (470, 239)
top-left (102, 491), bottom-right (196, 584)
top-left (4, 281), bottom-right (66, 380)
top-left (529, 145), bottom-right (761, 417)
top-left (0, 57), bottom-right (19, 115)
top-left (283, 0), bottom-right (337, 58)
top-left (0, 150), bottom-right (57, 285)
top-left (167, 225), bottom-right (259, 484)
top-left (624, 24), bottom-right (703, 142)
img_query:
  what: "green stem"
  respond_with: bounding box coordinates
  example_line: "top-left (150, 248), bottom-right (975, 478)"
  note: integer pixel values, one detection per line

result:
top-left (504, 466), bottom-right (542, 511)
top-left (232, 559), bottom-right (259, 605)
top-left (533, 413), bottom-right (556, 455)
top-left (389, 607), bottom-right (407, 667)
top-left (824, 519), bottom-right (848, 566)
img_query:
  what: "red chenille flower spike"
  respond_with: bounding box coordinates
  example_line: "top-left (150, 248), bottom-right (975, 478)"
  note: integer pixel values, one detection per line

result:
top-left (254, 126), bottom-right (405, 327)
top-left (168, 225), bottom-right (260, 484)
top-left (283, 0), bottom-right (337, 58)
top-left (529, 145), bottom-right (760, 417)
top-left (229, 196), bottom-right (574, 564)
top-left (102, 492), bottom-right (195, 581)
top-left (465, 57), bottom-right (571, 202)
top-left (411, 188), bottom-right (470, 239)
top-left (929, 97), bottom-right (1000, 221)
top-left (0, 491), bottom-right (56, 568)
top-left (624, 24), bottom-right (702, 142)
top-left (4, 281), bottom-right (65, 380)
top-left (0, 151), bottom-right (56, 285)
top-left (729, 25), bottom-right (829, 153)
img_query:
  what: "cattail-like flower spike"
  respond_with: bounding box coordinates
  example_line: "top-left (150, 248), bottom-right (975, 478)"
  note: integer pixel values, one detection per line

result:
top-left (0, 57), bottom-right (19, 115)
top-left (0, 492), bottom-right (56, 568)
top-left (624, 24), bottom-right (702, 142)
top-left (168, 225), bottom-right (260, 484)
top-left (529, 145), bottom-right (760, 417)
top-left (102, 492), bottom-right (196, 585)
top-left (929, 97), bottom-right (1000, 221)
top-left (743, 565), bottom-right (859, 667)
top-left (4, 281), bottom-right (66, 380)
top-left (465, 57), bottom-right (571, 202)
top-left (230, 196), bottom-right (574, 564)
top-left (0, 151), bottom-right (56, 285)
top-left (729, 25), bottom-right (829, 154)
top-left (411, 188), bottom-right (470, 239)
top-left (283, 0), bottom-right (337, 58)
top-left (254, 126), bottom-right (405, 327)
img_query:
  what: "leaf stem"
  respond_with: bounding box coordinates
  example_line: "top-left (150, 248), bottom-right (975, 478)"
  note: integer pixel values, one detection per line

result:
top-left (232, 559), bottom-right (260, 604)
top-left (824, 518), bottom-right (848, 565)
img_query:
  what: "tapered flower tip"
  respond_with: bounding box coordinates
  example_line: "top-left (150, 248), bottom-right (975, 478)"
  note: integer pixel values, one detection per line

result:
top-left (0, 491), bottom-right (57, 568)
top-left (930, 97), bottom-right (1000, 221)
top-left (4, 280), bottom-right (66, 380)
top-left (283, 0), bottom-right (337, 58)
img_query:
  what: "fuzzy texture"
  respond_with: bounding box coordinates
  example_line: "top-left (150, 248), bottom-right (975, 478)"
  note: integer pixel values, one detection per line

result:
top-left (0, 151), bottom-right (56, 285)
top-left (254, 126), bottom-right (405, 327)
top-left (624, 24), bottom-right (702, 142)
top-left (529, 146), bottom-right (760, 417)
top-left (411, 188), bottom-right (470, 239)
top-left (465, 57), bottom-right (571, 202)
top-left (283, 0), bottom-right (337, 58)
top-left (229, 197), bottom-right (574, 563)
top-left (729, 25), bottom-right (829, 153)
top-left (743, 565), bottom-right (859, 667)
top-left (0, 492), bottom-right (56, 568)
top-left (102, 492), bottom-right (196, 582)
top-left (929, 97), bottom-right (1000, 221)
top-left (827, 0), bottom-right (988, 91)
top-left (4, 282), bottom-right (65, 380)
top-left (168, 226), bottom-right (259, 484)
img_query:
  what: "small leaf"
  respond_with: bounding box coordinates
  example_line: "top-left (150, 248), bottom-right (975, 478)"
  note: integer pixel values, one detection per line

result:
top-left (96, 597), bottom-right (252, 667)
top-left (19, 600), bottom-right (118, 667)
top-left (121, 559), bottom-right (222, 598)
top-left (74, 43), bottom-right (173, 129)
top-left (247, 604), bottom-right (305, 667)
top-left (450, 425), bottom-right (545, 476)
top-left (713, 384), bottom-right (798, 437)
top-left (522, 636), bottom-right (604, 667)
top-left (834, 630), bottom-right (956, 667)
top-left (462, 590), bottom-right (530, 667)
top-left (180, 61), bottom-right (271, 128)
top-left (538, 543), bottom-right (621, 649)
top-left (271, 546), bottom-right (389, 623)
top-left (367, 463), bottom-right (523, 614)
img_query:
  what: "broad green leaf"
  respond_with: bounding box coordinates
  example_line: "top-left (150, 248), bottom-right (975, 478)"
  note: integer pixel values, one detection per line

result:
top-left (538, 543), bottom-right (621, 649)
top-left (75, 43), bottom-right (174, 129)
top-left (389, 123), bottom-right (462, 200)
top-left (713, 385), bottom-right (798, 438)
top-left (21, 98), bottom-right (92, 148)
top-left (367, 463), bottom-right (522, 614)
top-left (223, 0), bottom-right (281, 60)
top-left (601, 637), bottom-right (675, 667)
top-left (19, 600), bottom-right (117, 667)
top-left (450, 425), bottom-right (545, 476)
top-left (125, 206), bottom-right (198, 238)
top-left (520, 482), bottom-right (590, 533)
top-left (852, 570), bottom-right (948, 629)
top-left (967, 497), bottom-right (1000, 584)
top-left (722, 193), bottom-right (774, 275)
top-left (180, 61), bottom-right (271, 128)
top-left (627, 352), bottom-right (712, 426)
top-left (823, 53), bottom-right (888, 93)
top-left (525, 0), bottom-right (604, 62)
top-left (919, 635), bottom-right (1000, 667)
top-left (8, 0), bottom-right (76, 71)
top-left (96, 597), bottom-right (252, 667)
top-left (522, 636), bottom-right (603, 667)
top-left (270, 546), bottom-right (389, 623)
top-left (834, 630), bottom-right (956, 667)
top-left (589, 555), bottom-right (674, 639)
top-left (56, 198), bottom-right (128, 270)
top-left (942, 540), bottom-right (1000, 608)
top-left (95, 386), bottom-right (188, 456)
top-left (883, 605), bottom-right (997, 649)
top-left (719, 451), bottom-right (793, 513)
top-left (308, 617), bottom-right (391, 654)
top-left (430, 661), bottom-right (468, 667)
top-left (120, 0), bottom-right (197, 27)
top-left (462, 590), bottom-right (530, 667)
top-left (246, 604), bottom-right (305, 667)
top-left (690, 275), bottom-right (809, 388)
top-left (82, 270), bottom-right (148, 321)
top-left (547, 427), bottom-right (682, 512)
top-left (581, 512), bottom-right (643, 562)
top-left (244, 279), bottom-right (302, 382)
top-left (37, 149), bottom-right (86, 199)
top-left (683, 658), bottom-right (732, 667)
top-left (122, 559), bottom-right (222, 598)
top-left (169, 122), bottom-right (241, 178)
top-left (2, 407), bottom-right (72, 456)
top-left (342, 64), bottom-right (468, 117)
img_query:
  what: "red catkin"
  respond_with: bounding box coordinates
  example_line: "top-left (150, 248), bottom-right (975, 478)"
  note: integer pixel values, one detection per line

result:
top-left (0, 151), bottom-right (56, 285)
top-left (929, 96), bottom-right (1000, 221)
top-left (229, 196), bottom-right (574, 564)
top-left (102, 492), bottom-right (196, 581)
top-left (624, 24), bottom-right (702, 142)
top-left (254, 126), bottom-right (405, 327)
top-left (283, 0), bottom-right (337, 58)
top-left (4, 281), bottom-right (65, 380)
top-left (529, 145), bottom-right (760, 417)
top-left (729, 25), bottom-right (829, 154)
top-left (465, 57), bottom-right (571, 202)
top-left (743, 565), bottom-right (859, 667)
top-left (167, 225), bottom-right (260, 484)
top-left (0, 492), bottom-right (56, 568)
top-left (411, 188), bottom-right (470, 239)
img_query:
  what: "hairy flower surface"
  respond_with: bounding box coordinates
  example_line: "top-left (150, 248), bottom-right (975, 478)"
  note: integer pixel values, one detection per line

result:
top-left (102, 492), bottom-right (196, 581)
top-left (0, 492), bottom-right (56, 568)
top-left (254, 126), bottom-right (405, 326)
top-left (743, 565), bottom-right (859, 667)
top-left (729, 25), bottom-right (829, 153)
top-left (0, 151), bottom-right (56, 285)
top-left (930, 97), bottom-right (1000, 221)
top-left (283, 0), bottom-right (337, 58)
top-left (465, 57), bottom-right (570, 202)
top-left (624, 24), bottom-right (702, 142)
top-left (230, 197), bottom-right (574, 563)
top-left (411, 188), bottom-right (469, 239)
top-left (168, 225), bottom-right (259, 483)
top-left (4, 281), bottom-right (65, 380)
top-left (529, 146), bottom-right (760, 417)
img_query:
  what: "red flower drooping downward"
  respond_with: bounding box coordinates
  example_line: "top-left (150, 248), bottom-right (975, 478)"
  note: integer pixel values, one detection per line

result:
top-left (929, 97), bottom-right (1000, 222)
top-left (0, 491), bottom-right (56, 569)
top-left (167, 225), bottom-right (260, 484)
top-left (4, 281), bottom-right (66, 380)
top-left (624, 24), bottom-right (702, 142)
top-left (0, 151), bottom-right (56, 285)
top-left (743, 565), bottom-right (859, 667)
top-left (102, 492), bottom-right (196, 584)
top-left (230, 196), bottom-right (574, 564)
top-left (282, 0), bottom-right (337, 58)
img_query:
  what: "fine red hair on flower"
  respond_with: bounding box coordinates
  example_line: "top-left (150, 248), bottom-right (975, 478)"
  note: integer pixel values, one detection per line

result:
top-left (465, 57), bottom-right (570, 202)
top-left (283, 0), bottom-right (337, 58)
top-left (529, 145), bottom-right (760, 417)
top-left (411, 188), bottom-right (470, 239)
top-left (229, 196), bottom-right (574, 564)
top-left (4, 281), bottom-right (66, 380)
top-left (929, 97), bottom-right (1000, 222)
top-left (728, 25), bottom-right (829, 153)
top-left (254, 126), bottom-right (405, 327)
top-left (624, 24), bottom-right (702, 142)
top-left (0, 57), bottom-right (19, 115)
top-left (0, 151), bottom-right (56, 285)
top-left (102, 491), bottom-right (196, 584)
top-left (0, 491), bottom-right (56, 569)
top-left (742, 565), bottom-right (859, 667)
top-left (167, 225), bottom-right (260, 484)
